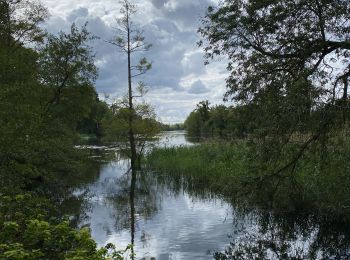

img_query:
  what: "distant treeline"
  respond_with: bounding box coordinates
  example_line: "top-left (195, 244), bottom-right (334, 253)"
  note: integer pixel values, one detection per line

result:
top-left (160, 123), bottom-right (184, 131)
top-left (184, 101), bottom-right (253, 139)
top-left (185, 99), bottom-right (349, 140)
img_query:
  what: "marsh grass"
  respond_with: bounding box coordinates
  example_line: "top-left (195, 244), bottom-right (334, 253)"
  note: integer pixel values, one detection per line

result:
top-left (148, 141), bottom-right (248, 193)
top-left (147, 135), bottom-right (350, 221)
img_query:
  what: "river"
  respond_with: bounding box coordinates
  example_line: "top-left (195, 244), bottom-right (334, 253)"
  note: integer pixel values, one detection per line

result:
top-left (71, 131), bottom-right (350, 259)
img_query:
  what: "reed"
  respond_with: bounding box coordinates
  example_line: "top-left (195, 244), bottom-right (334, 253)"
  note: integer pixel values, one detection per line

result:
top-left (147, 136), bottom-right (350, 220)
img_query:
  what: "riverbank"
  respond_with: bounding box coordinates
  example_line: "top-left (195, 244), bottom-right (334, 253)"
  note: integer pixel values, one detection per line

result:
top-left (147, 139), bottom-right (350, 221)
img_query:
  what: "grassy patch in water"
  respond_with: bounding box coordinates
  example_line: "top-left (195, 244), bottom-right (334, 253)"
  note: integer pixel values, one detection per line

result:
top-left (147, 136), bottom-right (350, 221)
top-left (147, 142), bottom-right (250, 196)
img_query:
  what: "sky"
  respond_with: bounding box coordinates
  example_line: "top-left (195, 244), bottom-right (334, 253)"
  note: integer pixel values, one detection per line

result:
top-left (42, 0), bottom-right (228, 124)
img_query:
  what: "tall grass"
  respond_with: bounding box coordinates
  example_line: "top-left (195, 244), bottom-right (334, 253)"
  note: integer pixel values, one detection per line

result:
top-left (147, 135), bottom-right (350, 221)
top-left (147, 142), bottom-right (250, 196)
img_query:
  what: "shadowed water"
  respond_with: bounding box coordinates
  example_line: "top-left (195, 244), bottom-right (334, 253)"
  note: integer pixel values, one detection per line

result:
top-left (68, 131), bottom-right (350, 259)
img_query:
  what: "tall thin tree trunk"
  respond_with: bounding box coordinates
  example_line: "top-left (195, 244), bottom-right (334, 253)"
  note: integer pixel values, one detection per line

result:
top-left (342, 77), bottom-right (349, 122)
top-left (343, 77), bottom-right (348, 101)
top-left (126, 5), bottom-right (138, 170)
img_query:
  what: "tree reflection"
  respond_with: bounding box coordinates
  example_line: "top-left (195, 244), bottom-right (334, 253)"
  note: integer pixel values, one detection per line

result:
top-left (104, 167), bottom-right (163, 259)
top-left (59, 153), bottom-right (105, 226)
top-left (213, 212), bottom-right (350, 259)
top-left (150, 170), bottom-right (350, 259)
top-left (130, 168), bottom-right (136, 260)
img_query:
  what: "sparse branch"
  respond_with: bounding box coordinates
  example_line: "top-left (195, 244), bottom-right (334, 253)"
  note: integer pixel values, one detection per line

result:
top-left (104, 39), bottom-right (128, 52)
top-left (131, 71), bottom-right (146, 78)
top-left (130, 42), bottom-right (152, 52)
top-left (252, 132), bottom-right (322, 187)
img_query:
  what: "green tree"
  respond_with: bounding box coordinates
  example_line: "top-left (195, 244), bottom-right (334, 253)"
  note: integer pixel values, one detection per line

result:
top-left (39, 23), bottom-right (98, 128)
top-left (0, 1), bottom-right (128, 258)
top-left (199, 0), bottom-right (350, 104)
top-left (107, 0), bottom-right (153, 169)
top-left (102, 97), bottom-right (160, 162)
top-left (198, 0), bottom-right (350, 177)
top-left (77, 99), bottom-right (110, 138)
top-left (207, 105), bottom-right (228, 137)
top-left (0, 0), bottom-right (48, 194)
top-left (184, 110), bottom-right (202, 137)
top-left (0, 0), bottom-right (48, 49)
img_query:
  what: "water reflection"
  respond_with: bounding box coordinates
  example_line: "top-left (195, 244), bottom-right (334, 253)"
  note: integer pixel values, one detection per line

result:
top-left (153, 167), bottom-right (350, 259)
top-left (156, 130), bottom-right (198, 148)
top-left (130, 170), bottom-right (136, 259)
top-left (70, 131), bottom-right (350, 259)
top-left (213, 213), bottom-right (350, 259)
top-left (102, 168), bottom-right (164, 259)
top-left (74, 132), bottom-right (233, 259)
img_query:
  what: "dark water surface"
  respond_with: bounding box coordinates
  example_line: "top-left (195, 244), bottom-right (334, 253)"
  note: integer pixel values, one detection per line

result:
top-left (71, 131), bottom-right (350, 259)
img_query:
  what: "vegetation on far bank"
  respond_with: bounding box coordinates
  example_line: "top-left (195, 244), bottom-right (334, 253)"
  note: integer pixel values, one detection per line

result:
top-left (160, 123), bottom-right (185, 132)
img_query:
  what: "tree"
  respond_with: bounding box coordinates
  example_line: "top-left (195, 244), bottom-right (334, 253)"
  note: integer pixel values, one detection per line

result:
top-left (185, 102), bottom-right (245, 138)
top-left (108, 0), bottom-right (153, 169)
top-left (0, 1), bottom-right (132, 258)
top-left (207, 105), bottom-right (228, 137)
top-left (0, 0), bottom-right (48, 193)
top-left (39, 24), bottom-right (98, 124)
top-left (0, 0), bottom-right (48, 49)
top-left (199, 0), bottom-right (350, 178)
top-left (77, 99), bottom-right (110, 138)
top-left (0, 0), bottom-right (48, 86)
top-left (184, 101), bottom-right (210, 138)
top-left (199, 0), bottom-right (350, 104)
top-left (101, 97), bottom-right (160, 161)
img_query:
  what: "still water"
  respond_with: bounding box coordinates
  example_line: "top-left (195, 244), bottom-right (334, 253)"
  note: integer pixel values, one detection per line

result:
top-left (74, 131), bottom-right (350, 259)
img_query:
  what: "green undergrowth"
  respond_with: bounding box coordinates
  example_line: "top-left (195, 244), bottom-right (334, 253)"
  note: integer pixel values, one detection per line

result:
top-left (0, 194), bottom-right (130, 260)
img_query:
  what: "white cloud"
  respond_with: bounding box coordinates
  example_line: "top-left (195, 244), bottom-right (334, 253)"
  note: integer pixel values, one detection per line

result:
top-left (41, 0), bottom-right (227, 123)
top-left (188, 80), bottom-right (210, 94)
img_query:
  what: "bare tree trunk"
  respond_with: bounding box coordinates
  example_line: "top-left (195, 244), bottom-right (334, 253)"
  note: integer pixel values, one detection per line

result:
top-left (126, 5), bottom-right (138, 170)
top-left (110, 0), bottom-right (152, 170)
top-left (343, 76), bottom-right (348, 101)
top-left (342, 76), bottom-right (349, 122)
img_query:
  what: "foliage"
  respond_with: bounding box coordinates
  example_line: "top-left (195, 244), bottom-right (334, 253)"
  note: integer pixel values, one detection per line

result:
top-left (160, 123), bottom-right (184, 131)
top-left (184, 101), bottom-right (253, 139)
top-left (199, 0), bottom-right (350, 104)
top-left (77, 99), bottom-right (110, 138)
top-left (101, 98), bottom-right (161, 158)
top-left (0, 21), bottom-right (99, 196)
top-left (39, 23), bottom-right (98, 127)
top-left (0, 0), bottom-right (49, 47)
top-left (0, 0), bottom-right (125, 258)
top-left (0, 194), bottom-right (130, 259)
top-left (197, 0), bottom-right (350, 188)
